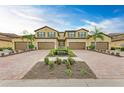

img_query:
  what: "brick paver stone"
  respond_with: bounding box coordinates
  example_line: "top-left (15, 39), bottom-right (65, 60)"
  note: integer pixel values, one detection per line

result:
top-left (74, 50), bottom-right (124, 79)
top-left (0, 50), bottom-right (48, 80)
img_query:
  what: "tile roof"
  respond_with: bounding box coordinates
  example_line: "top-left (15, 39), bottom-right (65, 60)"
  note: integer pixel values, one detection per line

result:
top-left (0, 35), bottom-right (12, 41)
top-left (108, 33), bottom-right (124, 37)
top-left (0, 32), bottom-right (19, 38)
top-left (108, 33), bottom-right (124, 41)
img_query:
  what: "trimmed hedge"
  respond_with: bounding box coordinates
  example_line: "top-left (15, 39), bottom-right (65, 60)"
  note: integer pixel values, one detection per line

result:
top-left (121, 47), bottom-right (124, 51)
top-left (47, 47), bottom-right (75, 57)
top-left (111, 47), bottom-right (124, 51)
top-left (0, 47), bottom-right (12, 51)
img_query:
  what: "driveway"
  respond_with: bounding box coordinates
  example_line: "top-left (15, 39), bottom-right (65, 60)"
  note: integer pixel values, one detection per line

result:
top-left (0, 50), bottom-right (49, 80)
top-left (74, 50), bottom-right (124, 79)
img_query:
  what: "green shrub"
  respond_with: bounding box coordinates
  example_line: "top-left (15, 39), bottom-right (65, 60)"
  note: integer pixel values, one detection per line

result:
top-left (48, 49), bottom-right (55, 56)
top-left (111, 52), bottom-right (115, 55)
top-left (57, 47), bottom-right (68, 51)
top-left (47, 47), bottom-right (75, 57)
top-left (56, 57), bottom-right (62, 65)
top-left (111, 47), bottom-right (116, 50)
top-left (0, 48), bottom-right (3, 51)
top-left (65, 60), bottom-right (71, 69)
top-left (121, 47), bottom-right (124, 51)
top-left (44, 57), bottom-right (49, 65)
top-left (80, 68), bottom-right (88, 76)
top-left (116, 52), bottom-right (120, 56)
top-left (68, 57), bottom-right (75, 65)
top-left (6, 47), bottom-right (12, 50)
top-left (48, 61), bottom-right (54, 70)
top-left (64, 69), bottom-right (72, 77)
top-left (88, 45), bottom-right (95, 50)
top-left (111, 47), bottom-right (124, 51)
top-left (56, 47), bottom-right (68, 55)
top-left (68, 49), bottom-right (75, 57)
top-left (0, 47), bottom-right (12, 51)
top-left (28, 44), bottom-right (34, 49)
top-left (62, 59), bottom-right (67, 64)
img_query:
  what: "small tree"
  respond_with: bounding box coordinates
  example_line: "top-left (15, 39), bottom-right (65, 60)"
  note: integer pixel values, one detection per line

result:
top-left (21, 30), bottom-right (35, 50)
top-left (90, 26), bottom-right (104, 50)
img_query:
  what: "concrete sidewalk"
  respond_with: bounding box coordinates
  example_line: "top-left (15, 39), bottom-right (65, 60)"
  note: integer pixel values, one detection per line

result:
top-left (0, 79), bottom-right (124, 87)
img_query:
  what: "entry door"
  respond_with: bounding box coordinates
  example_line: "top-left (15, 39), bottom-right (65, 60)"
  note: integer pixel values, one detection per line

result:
top-left (59, 41), bottom-right (65, 47)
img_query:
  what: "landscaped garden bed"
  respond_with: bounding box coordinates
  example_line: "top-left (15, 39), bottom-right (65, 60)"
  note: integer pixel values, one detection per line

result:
top-left (22, 57), bottom-right (96, 79)
top-left (47, 47), bottom-right (76, 57)
top-left (88, 45), bottom-right (124, 57)
top-left (88, 49), bottom-right (124, 57)
top-left (0, 49), bottom-right (36, 57)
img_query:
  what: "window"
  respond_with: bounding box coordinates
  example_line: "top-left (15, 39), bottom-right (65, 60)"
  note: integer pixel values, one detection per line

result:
top-left (68, 32), bottom-right (75, 38)
top-left (78, 32), bottom-right (86, 38)
top-left (48, 32), bottom-right (55, 38)
top-left (37, 32), bottom-right (45, 38)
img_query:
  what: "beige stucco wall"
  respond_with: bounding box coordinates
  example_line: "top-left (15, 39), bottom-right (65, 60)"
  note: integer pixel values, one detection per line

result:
top-left (65, 29), bottom-right (88, 38)
top-left (111, 40), bottom-right (124, 47)
top-left (88, 35), bottom-right (112, 49)
top-left (12, 37), bottom-right (58, 50)
top-left (35, 39), bottom-right (58, 49)
top-left (0, 34), bottom-right (12, 48)
top-left (35, 27), bottom-right (58, 38)
top-left (12, 38), bottom-right (34, 50)
top-left (65, 39), bottom-right (88, 48)
top-left (76, 29), bottom-right (88, 38)
top-left (0, 40), bottom-right (12, 48)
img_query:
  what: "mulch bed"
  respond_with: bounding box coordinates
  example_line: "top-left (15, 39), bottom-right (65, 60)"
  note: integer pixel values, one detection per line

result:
top-left (22, 62), bottom-right (97, 79)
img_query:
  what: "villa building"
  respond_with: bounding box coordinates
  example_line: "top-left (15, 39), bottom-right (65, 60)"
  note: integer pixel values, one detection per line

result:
top-left (0, 33), bottom-right (19, 48)
top-left (12, 26), bottom-right (112, 50)
top-left (109, 33), bottom-right (124, 48)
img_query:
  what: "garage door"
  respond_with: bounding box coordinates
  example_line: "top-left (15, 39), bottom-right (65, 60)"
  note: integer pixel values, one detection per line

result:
top-left (15, 42), bottom-right (30, 50)
top-left (69, 42), bottom-right (86, 49)
top-left (38, 42), bottom-right (54, 50)
top-left (92, 42), bottom-right (109, 50)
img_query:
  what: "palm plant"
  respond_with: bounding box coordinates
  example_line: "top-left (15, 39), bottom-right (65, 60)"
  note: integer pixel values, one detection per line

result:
top-left (90, 26), bottom-right (104, 50)
top-left (21, 31), bottom-right (35, 50)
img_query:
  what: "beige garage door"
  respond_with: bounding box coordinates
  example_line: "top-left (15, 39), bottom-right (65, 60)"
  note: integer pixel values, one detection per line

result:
top-left (92, 42), bottom-right (109, 50)
top-left (96, 42), bottom-right (109, 50)
top-left (69, 42), bottom-right (86, 49)
top-left (38, 42), bottom-right (54, 50)
top-left (15, 42), bottom-right (30, 50)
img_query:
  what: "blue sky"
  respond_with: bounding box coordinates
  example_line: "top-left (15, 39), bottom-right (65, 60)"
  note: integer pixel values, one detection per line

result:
top-left (0, 5), bottom-right (124, 34)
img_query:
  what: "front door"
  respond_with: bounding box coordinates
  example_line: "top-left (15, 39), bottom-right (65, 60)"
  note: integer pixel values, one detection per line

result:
top-left (58, 41), bottom-right (65, 48)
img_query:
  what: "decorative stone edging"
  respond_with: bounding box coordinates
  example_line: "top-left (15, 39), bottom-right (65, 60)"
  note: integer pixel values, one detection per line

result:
top-left (0, 50), bottom-right (36, 57)
top-left (88, 50), bottom-right (124, 57)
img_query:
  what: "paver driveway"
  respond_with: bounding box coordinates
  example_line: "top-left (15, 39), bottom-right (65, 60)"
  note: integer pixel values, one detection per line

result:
top-left (74, 50), bottom-right (124, 79)
top-left (0, 50), bottom-right (49, 80)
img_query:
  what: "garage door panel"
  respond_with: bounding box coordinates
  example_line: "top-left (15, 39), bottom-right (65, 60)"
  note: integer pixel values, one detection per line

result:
top-left (69, 42), bottom-right (86, 49)
top-left (92, 42), bottom-right (109, 50)
top-left (38, 42), bottom-right (54, 49)
top-left (96, 42), bottom-right (108, 50)
top-left (15, 42), bottom-right (30, 50)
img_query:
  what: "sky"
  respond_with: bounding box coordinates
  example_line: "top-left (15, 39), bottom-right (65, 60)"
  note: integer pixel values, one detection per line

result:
top-left (0, 5), bottom-right (124, 35)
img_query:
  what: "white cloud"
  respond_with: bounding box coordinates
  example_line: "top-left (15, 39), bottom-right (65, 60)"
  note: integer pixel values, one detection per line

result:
top-left (11, 10), bottom-right (45, 22)
top-left (0, 6), bottom-right (72, 34)
top-left (81, 17), bottom-right (124, 34)
top-left (0, 6), bottom-right (124, 35)
top-left (81, 19), bottom-right (97, 26)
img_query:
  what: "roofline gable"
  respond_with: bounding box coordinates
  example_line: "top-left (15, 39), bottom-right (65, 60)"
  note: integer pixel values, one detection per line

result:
top-left (34, 26), bottom-right (59, 32)
top-left (65, 28), bottom-right (89, 32)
